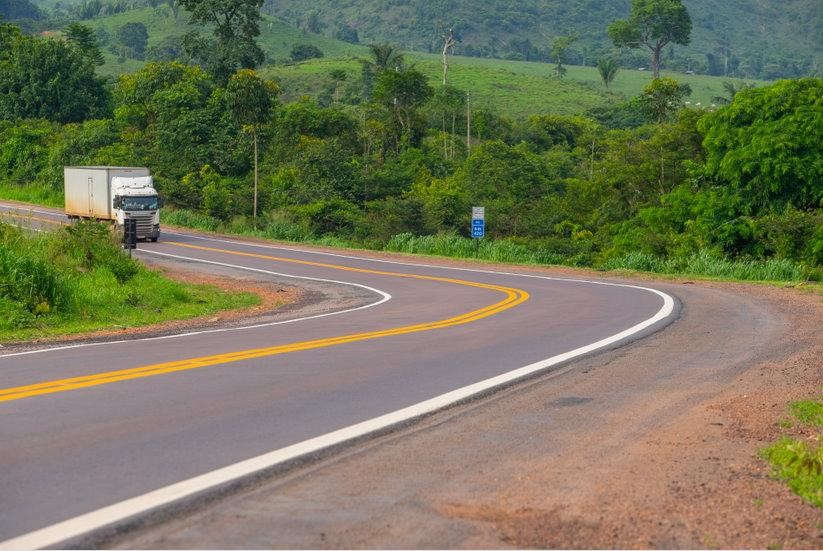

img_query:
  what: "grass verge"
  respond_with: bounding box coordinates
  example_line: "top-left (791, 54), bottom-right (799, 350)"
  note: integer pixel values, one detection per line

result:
top-left (163, 210), bottom-right (821, 286)
top-left (0, 183), bottom-right (63, 208)
top-left (760, 395), bottom-right (823, 509)
top-left (600, 250), bottom-right (820, 283)
top-left (0, 220), bottom-right (260, 342)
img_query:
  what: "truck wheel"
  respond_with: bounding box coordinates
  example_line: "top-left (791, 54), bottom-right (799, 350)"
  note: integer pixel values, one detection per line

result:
top-left (149, 237), bottom-right (158, 242)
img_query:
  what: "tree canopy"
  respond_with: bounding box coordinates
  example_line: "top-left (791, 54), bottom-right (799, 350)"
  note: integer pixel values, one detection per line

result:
top-left (0, 28), bottom-right (109, 123)
top-left (64, 23), bottom-right (104, 66)
top-left (699, 78), bottom-right (823, 211)
top-left (608, 0), bottom-right (692, 78)
top-left (178, 0), bottom-right (265, 84)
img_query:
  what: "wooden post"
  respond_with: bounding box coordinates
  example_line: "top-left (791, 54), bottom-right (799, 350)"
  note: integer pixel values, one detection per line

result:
top-left (253, 128), bottom-right (258, 223)
top-left (466, 93), bottom-right (471, 155)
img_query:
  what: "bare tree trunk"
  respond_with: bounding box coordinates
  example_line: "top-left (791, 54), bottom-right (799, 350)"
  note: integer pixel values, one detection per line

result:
top-left (651, 41), bottom-right (664, 79)
top-left (442, 29), bottom-right (456, 85)
top-left (660, 147), bottom-right (665, 194)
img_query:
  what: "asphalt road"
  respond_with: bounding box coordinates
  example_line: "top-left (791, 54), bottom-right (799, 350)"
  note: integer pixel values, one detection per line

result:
top-left (0, 205), bottom-right (676, 548)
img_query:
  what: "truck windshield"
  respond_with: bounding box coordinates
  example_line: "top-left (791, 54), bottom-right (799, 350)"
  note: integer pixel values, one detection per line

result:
top-left (121, 196), bottom-right (158, 211)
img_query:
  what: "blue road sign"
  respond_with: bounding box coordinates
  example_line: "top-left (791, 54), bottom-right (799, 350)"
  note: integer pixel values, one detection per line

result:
top-left (471, 219), bottom-right (485, 238)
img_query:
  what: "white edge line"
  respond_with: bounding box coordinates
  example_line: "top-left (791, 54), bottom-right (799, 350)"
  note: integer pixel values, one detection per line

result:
top-left (0, 251), bottom-right (391, 359)
top-left (0, 290), bottom-right (674, 550)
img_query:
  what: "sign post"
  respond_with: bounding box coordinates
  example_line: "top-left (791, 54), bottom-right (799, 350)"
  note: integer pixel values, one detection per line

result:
top-left (123, 218), bottom-right (137, 258)
top-left (471, 206), bottom-right (485, 258)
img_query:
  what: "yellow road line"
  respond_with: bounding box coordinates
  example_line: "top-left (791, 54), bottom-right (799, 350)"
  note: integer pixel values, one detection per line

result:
top-left (0, 242), bottom-right (529, 403)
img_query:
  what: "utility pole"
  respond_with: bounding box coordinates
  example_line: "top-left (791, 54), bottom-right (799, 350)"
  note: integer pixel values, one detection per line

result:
top-left (466, 93), bottom-right (471, 155)
top-left (253, 128), bottom-right (258, 223)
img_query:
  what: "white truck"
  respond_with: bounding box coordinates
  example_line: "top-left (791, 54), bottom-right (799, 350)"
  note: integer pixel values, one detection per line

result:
top-left (64, 166), bottom-right (161, 242)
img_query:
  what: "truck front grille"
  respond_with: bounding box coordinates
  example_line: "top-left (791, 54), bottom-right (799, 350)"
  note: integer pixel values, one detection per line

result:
top-left (128, 213), bottom-right (155, 238)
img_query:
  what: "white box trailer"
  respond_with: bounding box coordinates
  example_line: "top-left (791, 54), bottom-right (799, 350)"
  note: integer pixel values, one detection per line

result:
top-left (64, 166), bottom-right (161, 241)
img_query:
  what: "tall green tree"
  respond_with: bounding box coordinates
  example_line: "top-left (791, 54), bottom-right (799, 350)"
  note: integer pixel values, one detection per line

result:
top-left (597, 57), bottom-right (620, 90)
top-left (550, 33), bottom-right (579, 78)
top-left (640, 77), bottom-right (690, 123)
top-left (0, 28), bottom-right (109, 123)
top-left (608, 0), bottom-right (691, 78)
top-left (64, 23), bottom-right (104, 66)
top-left (178, 0), bottom-right (265, 84)
top-left (225, 69), bottom-right (279, 219)
top-left (360, 43), bottom-right (405, 99)
top-left (372, 68), bottom-right (433, 149)
top-left (117, 22), bottom-right (149, 59)
top-left (367, 43), bottom-right (405, 73)
top-left (699, 78), bottom-right (823, 211)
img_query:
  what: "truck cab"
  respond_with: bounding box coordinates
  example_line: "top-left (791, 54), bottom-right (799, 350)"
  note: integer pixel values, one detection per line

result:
top-left (112, 176), bottom-right (161, 242)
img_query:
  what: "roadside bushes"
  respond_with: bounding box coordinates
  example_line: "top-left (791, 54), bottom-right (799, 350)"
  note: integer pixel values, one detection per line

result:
top-left (62, 220), bottom-right (140, 283)
top-left (0, 224), bottom-right (74, 328)
top-left (0, 220), bottom-right (141, 330)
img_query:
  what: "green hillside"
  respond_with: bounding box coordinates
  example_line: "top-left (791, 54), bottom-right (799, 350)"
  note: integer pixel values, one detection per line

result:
top-left (46, 6), bottom-right (756, 117)
top-left (55, 8), bottom-right (364, 77)
top-left (17, 3), bottom-right (771, 117)
top-left (265, 54), bottom-right (758, 117)
top-left (263, 0), bottom-right (821, 80)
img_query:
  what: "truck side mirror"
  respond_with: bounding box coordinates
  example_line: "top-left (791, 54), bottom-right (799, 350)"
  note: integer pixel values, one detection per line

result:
top-left (158, 196), bottom-right (165, 208)
top-left (113, 196), bottom-right (123, 209)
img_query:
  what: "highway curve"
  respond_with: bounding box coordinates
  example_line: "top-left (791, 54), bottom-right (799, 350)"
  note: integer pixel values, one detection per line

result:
top-left (0, 205), bottom-right (676, 548)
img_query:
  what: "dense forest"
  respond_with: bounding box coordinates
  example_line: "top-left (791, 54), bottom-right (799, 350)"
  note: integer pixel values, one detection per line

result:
top-left (1, 10), bottom-right (820, 280)
top-left (1, 0), bottom-right (821, 279)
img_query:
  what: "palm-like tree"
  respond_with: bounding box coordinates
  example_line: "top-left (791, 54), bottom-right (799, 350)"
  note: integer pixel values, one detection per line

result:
top-left (712, 81), bottom-right (755, 105)
top-left (367, 43), bottom-right (405, 72)
top-left (597, 57), bottom-right (619, 90)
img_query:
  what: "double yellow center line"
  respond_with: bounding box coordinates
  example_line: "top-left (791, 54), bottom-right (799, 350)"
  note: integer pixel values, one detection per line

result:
top-left (0, 241), bottom-right (529, 403)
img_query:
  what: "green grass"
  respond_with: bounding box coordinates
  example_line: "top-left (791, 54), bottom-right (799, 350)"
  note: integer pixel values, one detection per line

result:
top-left (761, 437), bottom-right (823, 508)
top-left (264, 53), bottom-right (761, 117)
top-left (761, 394), bottom-right (823, 509)
top-left (790, 398), bottom-right (823, 427)
top-left (600, 250), bottom-right (817, 283)
top-left (87, 8), bottom-right (364, 78)
top-left (386, 232), bottom-right (564, 265)
top-left (0, 183), bottom-right (62, 208)
top-left (0, 220), bottom-right (260, 342)
top-left (161, 211), bottom-right (817, 285)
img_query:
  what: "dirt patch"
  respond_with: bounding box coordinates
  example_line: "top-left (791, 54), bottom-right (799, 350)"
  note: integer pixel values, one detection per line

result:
top-left (442, 283), bottom-right (823, 549)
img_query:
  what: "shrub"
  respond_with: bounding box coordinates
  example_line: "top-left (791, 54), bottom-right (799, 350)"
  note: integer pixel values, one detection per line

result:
top-left (0, 244), bottom-right (73, 314)
top-left (290, 44), bottom-right (324, 62)
top-left (62, 220), bottom-right (140, 283)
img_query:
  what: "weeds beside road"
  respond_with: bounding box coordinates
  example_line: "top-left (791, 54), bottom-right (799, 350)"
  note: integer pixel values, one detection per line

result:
top-left (0, 220), bottom-right (259, 342)
top-left (761, 395), bottom-right (823, 509)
